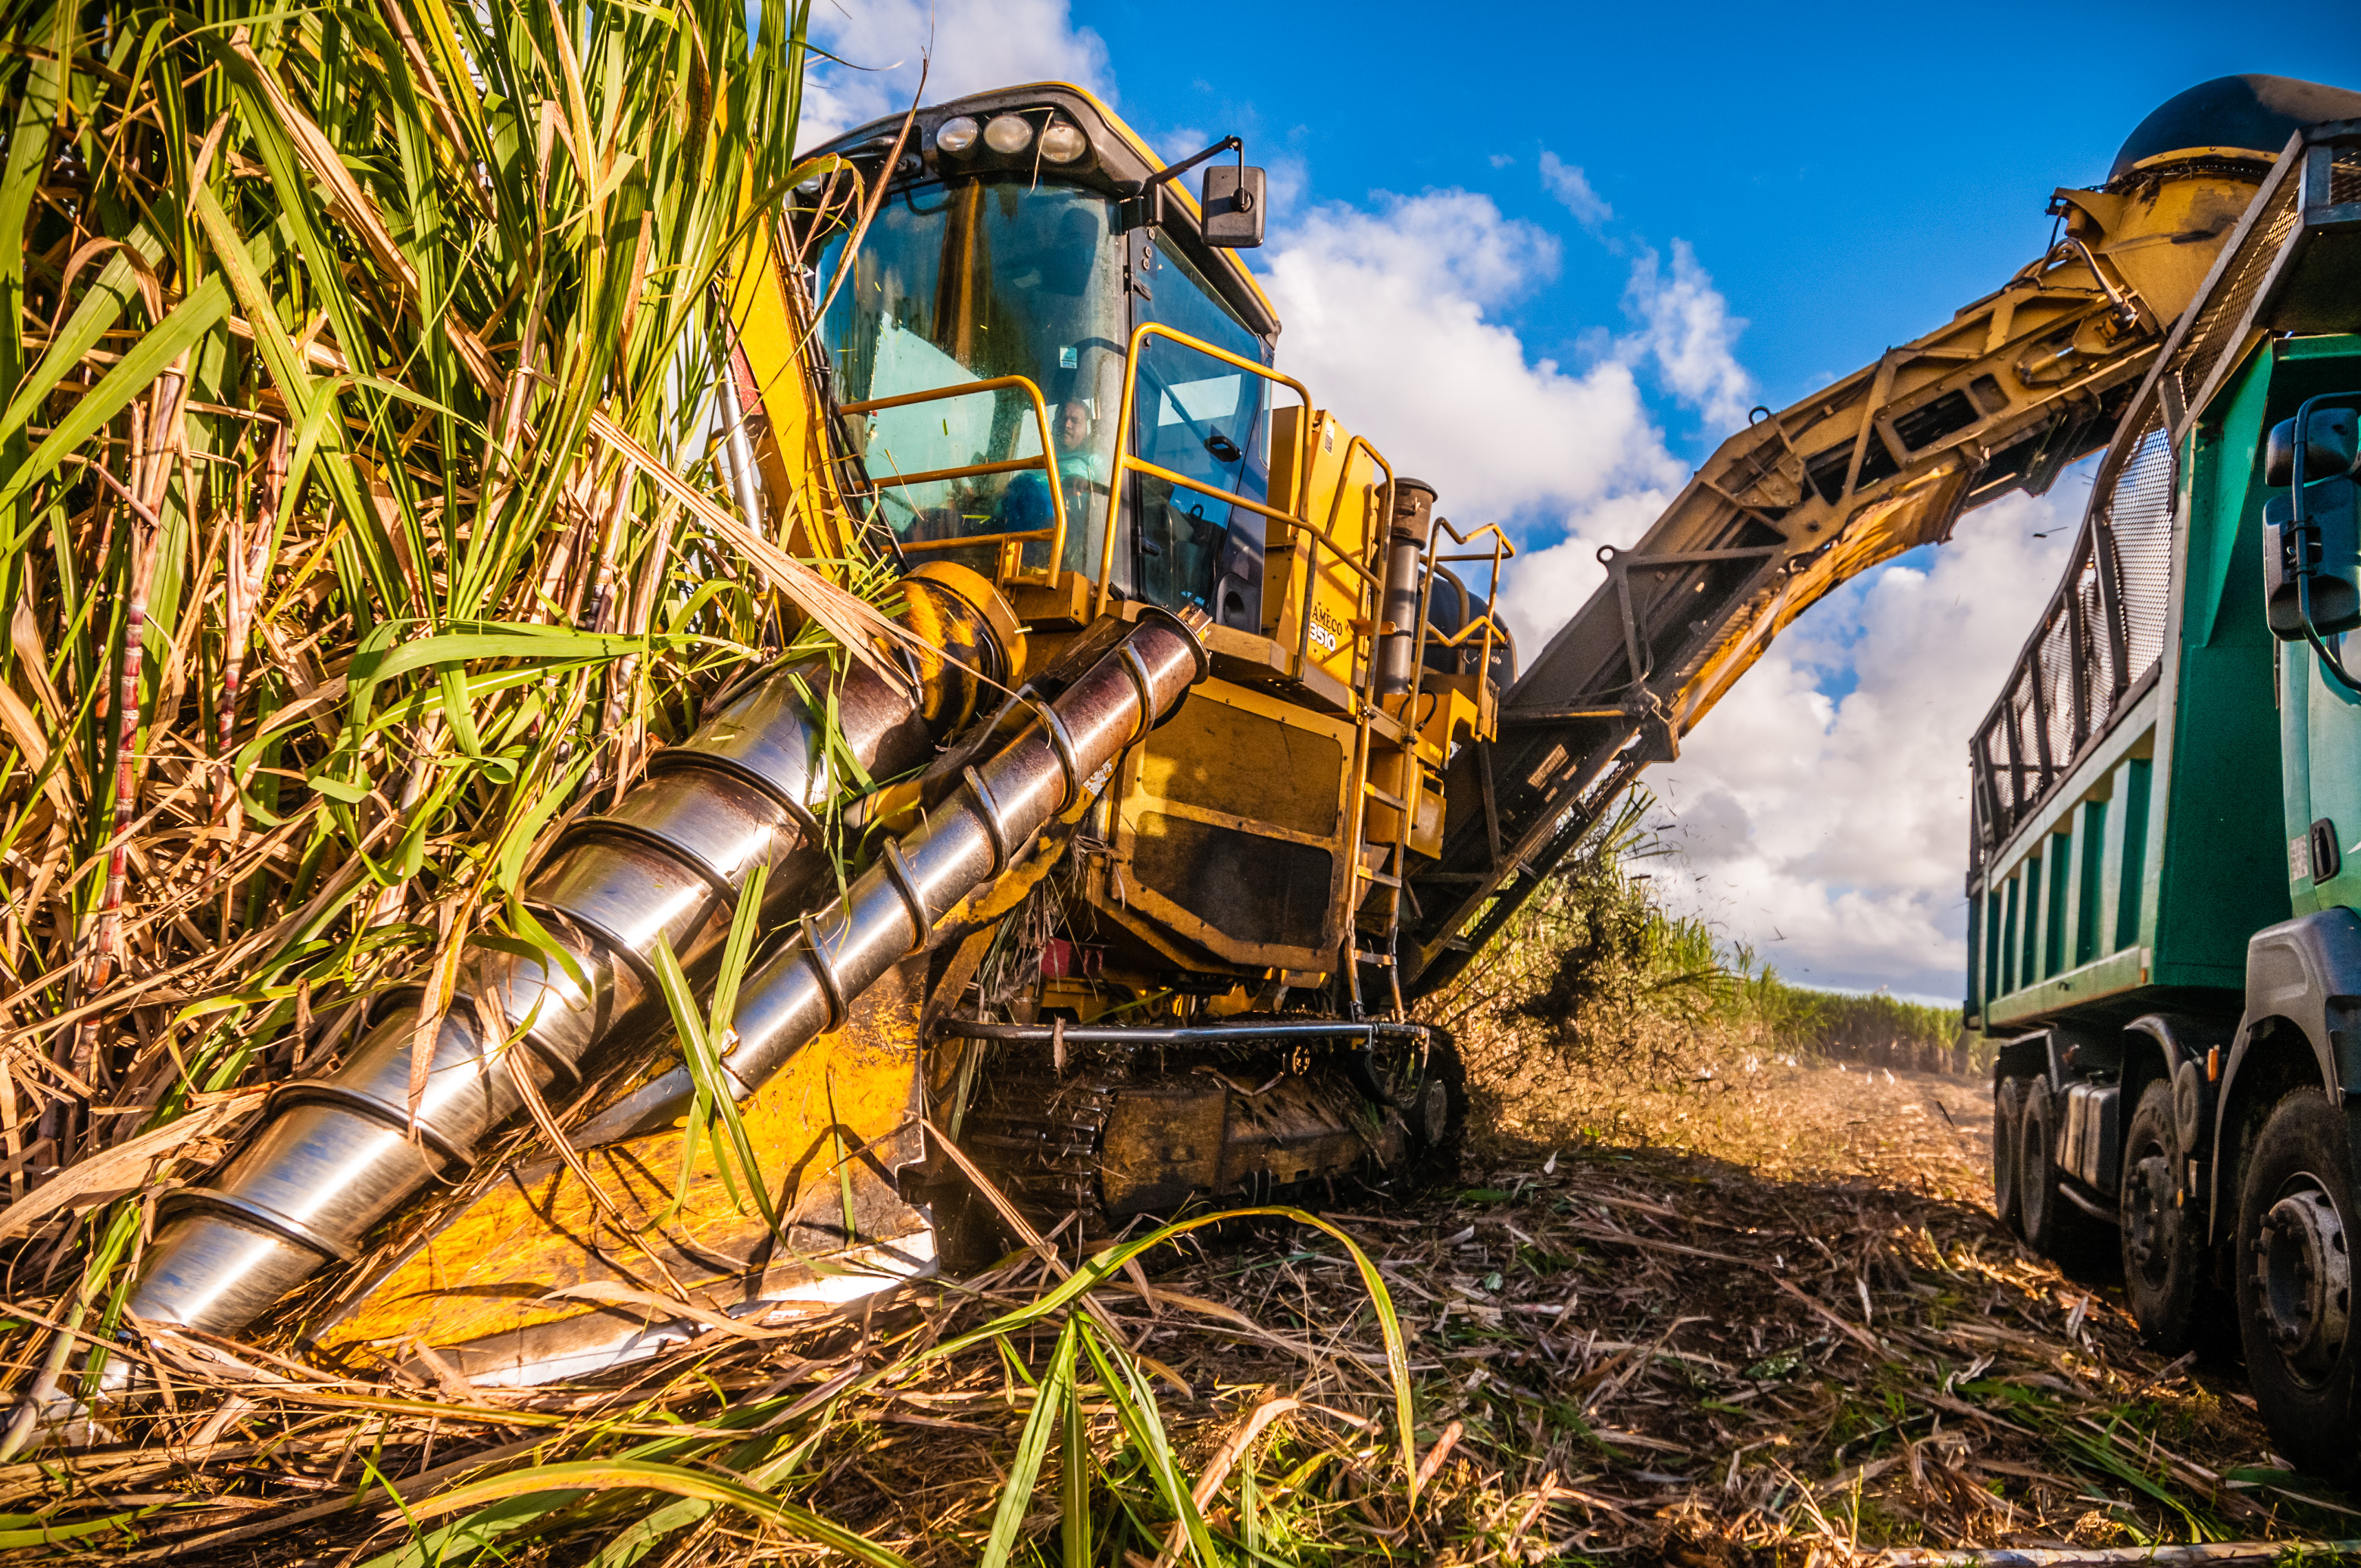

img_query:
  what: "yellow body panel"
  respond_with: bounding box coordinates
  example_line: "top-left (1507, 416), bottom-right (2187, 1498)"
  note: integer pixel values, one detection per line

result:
top-left (2051, 166), bottom-right (2275, 336)
top-left (317, 974), bottom-right (929, 1360)
top-left (724, 221), bottom-right (862, 563)
top-left (1107, 676), bottom-right (1357, 973)
top-left (1264, 407), bottom-right (1388, 690)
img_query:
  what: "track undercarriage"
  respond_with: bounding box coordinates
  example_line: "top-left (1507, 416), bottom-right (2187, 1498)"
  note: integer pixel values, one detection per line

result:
top-left (941, 1014), bottom-right (1463, 1247)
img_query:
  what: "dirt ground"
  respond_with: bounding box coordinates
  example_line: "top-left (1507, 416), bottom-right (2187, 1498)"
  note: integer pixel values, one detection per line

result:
top-left (1474, 1048), bottom-right (2000, 1188)
top-left (784, 1050), bottom-right (2361, 1562)
top-left (1213, 1050), bottom-right (2357, 1562)
top-left (18, 1054), bottom-right (2355, 1566)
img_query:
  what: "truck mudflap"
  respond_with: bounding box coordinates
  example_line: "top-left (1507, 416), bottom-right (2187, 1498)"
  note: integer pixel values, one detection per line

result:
top-left (2213, 909), bottom-right (2361, 1219)
top-left (2057, 1081), bottom-right (2123, 1202)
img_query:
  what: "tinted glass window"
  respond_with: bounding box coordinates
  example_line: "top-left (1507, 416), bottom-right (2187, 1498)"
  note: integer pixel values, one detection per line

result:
top-left (815, 179), bottom-right (1124, 574)
top-left (1120, 236), bottom-right (1272, 617)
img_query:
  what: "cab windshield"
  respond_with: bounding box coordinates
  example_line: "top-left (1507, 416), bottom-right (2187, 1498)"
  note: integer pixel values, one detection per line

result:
top-left (816, 178), bottom-right (1126, 576)
top-left (814, 175), bottom-right (1276, 619)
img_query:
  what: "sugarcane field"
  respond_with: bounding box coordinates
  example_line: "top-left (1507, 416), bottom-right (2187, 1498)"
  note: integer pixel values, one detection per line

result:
top-left (12, 0), bottom-right (2361, 1562)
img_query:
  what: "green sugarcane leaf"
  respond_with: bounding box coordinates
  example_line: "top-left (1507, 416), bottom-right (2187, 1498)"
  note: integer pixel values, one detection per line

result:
top-left (648, 932), bottom-right (774, 1228)
top-left (908, 1207), bottom-right (1420, 1498)
top-left (354, 1493), bottom-right (560, 1568)
top-left (189, 183), bottom-right (406, 613)
top-left (0, 230), bottom-right (165, 449)
top-left (1079, 1318), bottom-right (1217, 1566)
top-left (0, 1503), bottom-right (162, 1548)
top-left (582, 1495), bottom-right (714, 1568)
top-left (709, 862), bottom-right (768, 1045)
top-left (1061, 1322), bottom-right (1092, 1567)
top-left (399, 1458), bottom-right (913, 1567)
top-left (304, 771), bottom-right (375, 804)
top-left (0, 271), bottom-right (233, 523)
top-left (979, 1313), bottom-right (1079, 1568)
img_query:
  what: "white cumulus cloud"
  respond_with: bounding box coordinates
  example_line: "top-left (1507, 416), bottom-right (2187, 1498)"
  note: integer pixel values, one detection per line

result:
top-left (799, 0), bottom-right (1114, 145)
top-left (1647, 488), bottom-right (2083, 999)
top-left (1538, 151), bottom-right (1611, 228)
top-left (1259, 189), bottom-right (1689, 652)
top-left (1622, 239), bottom-right (1755, 433)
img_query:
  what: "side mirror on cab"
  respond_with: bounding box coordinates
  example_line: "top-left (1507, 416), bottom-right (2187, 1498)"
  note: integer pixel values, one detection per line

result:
top-left (1200, 164), bottom-right (1265, 248)
top-left (2263, 405), bottom-right (2361, 640)
top-left (1120, 137), bottom-right (1264, 247)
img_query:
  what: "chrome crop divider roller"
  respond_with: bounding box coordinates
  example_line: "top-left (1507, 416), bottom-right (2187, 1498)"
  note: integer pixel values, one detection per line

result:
top-left (575, 604), bottom-right (1213, 1145)
top-left (126, 570), bottom-right (1020, 1338)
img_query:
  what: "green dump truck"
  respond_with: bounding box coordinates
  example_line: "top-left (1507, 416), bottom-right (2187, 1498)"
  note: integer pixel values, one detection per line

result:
top-left (1970, 117), bottom-right (2361, 1467)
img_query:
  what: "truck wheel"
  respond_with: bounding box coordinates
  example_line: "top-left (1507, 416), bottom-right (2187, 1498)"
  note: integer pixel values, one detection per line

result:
top-left (2017, 1079), bottom-right (2064, 1251)
top-left (2122, 1081), bottom-right (2200, 1352)
top-left (1994, 1076), bottom-right (2026, 1236)
top-left (2236, 1088), bottom-right (2361, 1479)
top-left (2018, 1079), bottom-right (2108, 1268)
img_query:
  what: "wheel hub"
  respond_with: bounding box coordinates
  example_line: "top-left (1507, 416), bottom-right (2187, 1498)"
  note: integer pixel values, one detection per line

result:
top-left (2125, 1153), bottom-right (2174, 1273)
top-left (1419, 1079), bottom-right (1449, 1145)
top-left (2254, 1185), bottom-right (2353, 1380)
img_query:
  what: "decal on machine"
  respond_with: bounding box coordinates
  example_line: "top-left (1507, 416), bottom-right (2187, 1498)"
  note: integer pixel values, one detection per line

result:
top-left (1308, 608), bottom-right (1343, 656)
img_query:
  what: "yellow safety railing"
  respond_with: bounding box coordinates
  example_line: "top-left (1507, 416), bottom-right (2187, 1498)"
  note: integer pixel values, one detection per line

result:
top-left (1319, 433), bottom-right (1396, 701)
top-left (1097, 323), bottom-right (1324, 613)
top-left (1096, 323), bottom-right (1407, 701)
top-left (843, 375), bottom-right (1067, 583)
top-left (1419, 519), bottom-right (1518, 707)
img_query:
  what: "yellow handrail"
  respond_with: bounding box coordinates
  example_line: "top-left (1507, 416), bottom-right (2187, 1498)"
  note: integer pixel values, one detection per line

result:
top-left (844, 374), bottom-right (1067, 572)
top-left (1435, 517), bottom-right (1516, 556)
top-left (1123, 454), bottom-right (1313, 535)
top-left (1096, 323), bottom-right (1315, 617)
top-left (1324, 433), bottom-right (1395, 579)
top-left (1416, 517), bottom-right (1517, 729)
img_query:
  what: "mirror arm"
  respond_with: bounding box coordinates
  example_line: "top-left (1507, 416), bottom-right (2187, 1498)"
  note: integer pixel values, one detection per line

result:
top-left (1119, 136), bottom-right (1245, 232)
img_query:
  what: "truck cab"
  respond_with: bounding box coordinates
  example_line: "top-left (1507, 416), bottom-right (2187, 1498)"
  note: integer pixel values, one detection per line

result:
top-left (1973, 115), bottom-right (2361, 1470)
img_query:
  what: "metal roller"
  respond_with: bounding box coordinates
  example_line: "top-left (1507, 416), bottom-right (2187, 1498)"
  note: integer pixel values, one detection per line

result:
top-left (126, 568), bottom-right (1017, 1338)
top-left (571, 604), bottom-right (1213, 1147)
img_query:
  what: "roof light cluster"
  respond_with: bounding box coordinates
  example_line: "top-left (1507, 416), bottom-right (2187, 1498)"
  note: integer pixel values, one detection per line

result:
top-left (934, 113), bottom-right (1089, 166)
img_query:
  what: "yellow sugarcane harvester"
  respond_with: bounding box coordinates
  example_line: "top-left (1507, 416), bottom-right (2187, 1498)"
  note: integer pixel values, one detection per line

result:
top-left (109, 75), bottom-right (2353, 1387)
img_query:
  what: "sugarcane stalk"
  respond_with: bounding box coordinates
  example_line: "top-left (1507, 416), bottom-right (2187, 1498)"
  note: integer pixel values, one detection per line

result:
top-left (212, 419), bottom-right (286, 873)
top-left (55, 363), bottom-right (187, 1160)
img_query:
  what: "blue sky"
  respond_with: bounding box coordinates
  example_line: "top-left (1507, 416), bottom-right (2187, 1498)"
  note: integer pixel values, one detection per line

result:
top-left (1085, 0), bottom-right (2361, 454)
top-left (802, 3), bottom-right (2361, 1001)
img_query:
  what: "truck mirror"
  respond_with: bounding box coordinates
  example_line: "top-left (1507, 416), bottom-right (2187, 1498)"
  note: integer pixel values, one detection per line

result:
top-left (2264, 478), bottom-right (2361, 639)
top-left (2265, 408), bottom-right (2359, 487)
top-left (2263, 403), bottom-right (2361, 641)
top-left (1201, 164), bottom-right (1265, 248)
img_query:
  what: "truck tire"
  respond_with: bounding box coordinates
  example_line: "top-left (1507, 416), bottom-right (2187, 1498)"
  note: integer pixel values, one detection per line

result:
top-left (2121, 1080), bottom-right (2200, 1351)
top-left (1994, 1076), bottom-right (2026, 1236)
top-left (2236, 1087), bottom-right (2361, 1479)
top-left (2018, 1079), bottom-right (2108, 1268)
